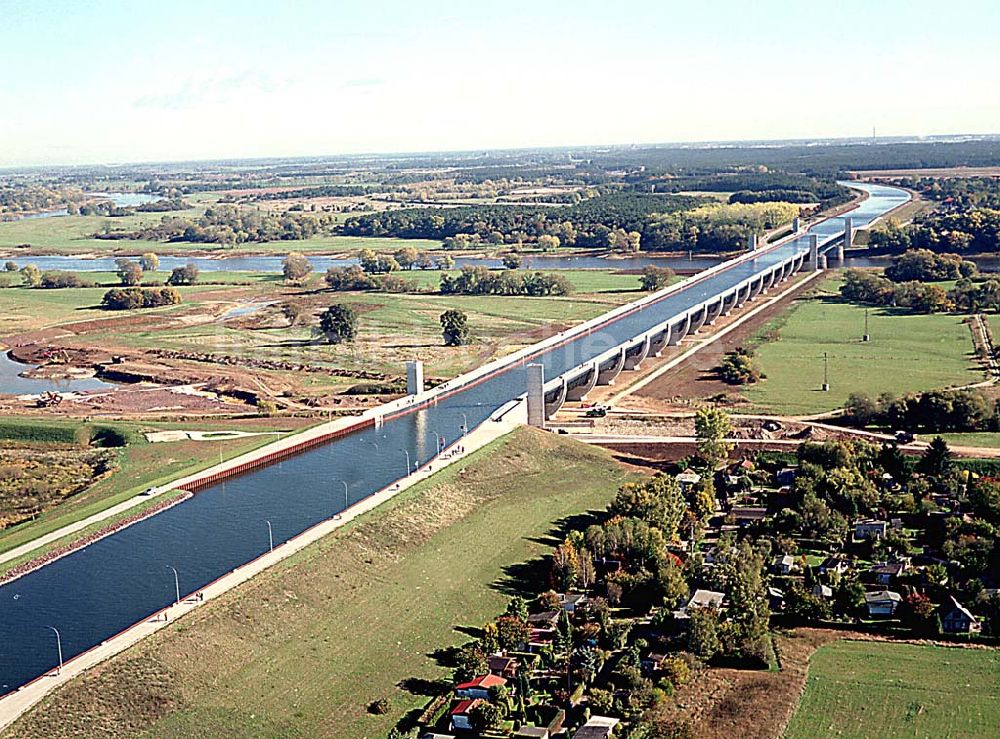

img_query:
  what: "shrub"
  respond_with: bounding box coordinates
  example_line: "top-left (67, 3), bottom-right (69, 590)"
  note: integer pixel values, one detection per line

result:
top-left (716, 347), bottom-right (762, 385)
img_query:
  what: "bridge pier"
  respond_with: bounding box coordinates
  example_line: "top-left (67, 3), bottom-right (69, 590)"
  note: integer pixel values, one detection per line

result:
top-left (565, 362), bottom-right (598, 401)
top-left (721, 288), bottom-right (739, 316)
top-left (705, 296), bottom-right (725, 326)
top-left (526, 363), bottom-right (546, 428)
top-left (647, 326), bottom-right (671, 357)
top-left (624, 335), bottom-right (651, 370)
top-left (687, 304), bottom-right (709, 334)
top-left (406, 360), bottom-right (424, 395)
top-left (596, 347), bottom-right (626, 385)
top-left (543, 378), bottom-right (567, 419)
top-left (667, 315), bottom-right (690, 346)
top-left (809, 234), bottom-right (820, 272)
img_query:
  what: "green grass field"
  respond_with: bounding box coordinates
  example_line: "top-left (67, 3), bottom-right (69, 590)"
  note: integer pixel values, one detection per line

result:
top-left (7, 428), bottom-right (637, 739)
top-left (784, 640), bottom-right (1000, 739)
top-left (918, 432), bottom-right (1000, 448)
top-left (743, 277), bottom-right (981, 415)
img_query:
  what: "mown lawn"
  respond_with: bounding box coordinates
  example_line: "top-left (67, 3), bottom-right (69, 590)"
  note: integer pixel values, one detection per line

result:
top-left (7, 428), bottom-right (637, 739)
top-left (744, 277), bottom-right (981, 415)
top-left (784, 640), bottom-right (1000, 739)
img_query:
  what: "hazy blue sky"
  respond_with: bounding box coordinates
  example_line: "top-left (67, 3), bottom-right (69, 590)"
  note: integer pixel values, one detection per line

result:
top-left (2, 0), bottom-right (997, 166)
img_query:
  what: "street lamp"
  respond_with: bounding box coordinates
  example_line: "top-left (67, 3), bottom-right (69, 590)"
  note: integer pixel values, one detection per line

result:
top-left (265, 520), bottom-right (274, 552)
top-left (166, 565), bottom-right (180, 606)
top-left (47, 626), bottom-right (63, 676)
top-left (337, 480), bottom-right (349, 518)
top-left (401, 448), bottom-right (411, 476)
top-left (460, 413), bottom-right (469, 437)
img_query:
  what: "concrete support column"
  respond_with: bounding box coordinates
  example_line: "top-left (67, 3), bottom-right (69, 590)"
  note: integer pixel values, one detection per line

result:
top-left (526, 363), bottom-right (545, 428)
top-left (747, 232), bottom-right (758, 251)
top-left (406, 360), bottom-right (424, 395)
top-left (809, 234), bottom-right (820, 272)
top-left (792, 216), bottom-right (801, 233)
top-left (843, 216), bottom-right (854, 248)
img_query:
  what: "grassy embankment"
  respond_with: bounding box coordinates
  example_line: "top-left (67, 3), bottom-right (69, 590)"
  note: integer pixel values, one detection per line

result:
top-left (6, 428), bottom-right (637, 739)
top-left (0, 416), bottom-right (316, 566)
top-left (784, 640), bottom-right (1000, 738)
top-left (743, 276), bottom-right (982, 415)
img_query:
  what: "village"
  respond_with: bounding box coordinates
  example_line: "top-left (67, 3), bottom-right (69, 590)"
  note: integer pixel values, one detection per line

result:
top-left (411, 410), bottom-right (999, 738)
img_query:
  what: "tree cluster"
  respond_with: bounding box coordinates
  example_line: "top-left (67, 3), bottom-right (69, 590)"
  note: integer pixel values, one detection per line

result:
top-left (440, 266), bottom-right (573, 296)
top-left (101, 287), bottom-right (182, 310)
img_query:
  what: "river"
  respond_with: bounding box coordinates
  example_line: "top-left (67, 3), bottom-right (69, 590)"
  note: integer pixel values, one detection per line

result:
top-left (0, 183), bottom-right (908, 695)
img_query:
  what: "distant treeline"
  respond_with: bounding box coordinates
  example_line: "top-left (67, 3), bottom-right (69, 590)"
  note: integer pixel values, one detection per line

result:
top-left (871, 208), bottom-right (1000, 254)
top-left (846, 388), bottom-right (999, 433)
top-left (93, 206), bottom-right (336, 245)
top-left (648, 172), bottom-right (851, 209)
top-left (883, 176), bottom-right (1000, 209)
top-left (238, 185), bottom-right (373, 201)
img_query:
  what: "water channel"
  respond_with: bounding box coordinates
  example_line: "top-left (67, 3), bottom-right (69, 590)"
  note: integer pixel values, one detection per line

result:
top-left (0, 183), bottom-right (908, 694)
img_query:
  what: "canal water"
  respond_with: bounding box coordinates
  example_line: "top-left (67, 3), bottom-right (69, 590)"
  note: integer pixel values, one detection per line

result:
top-left (0, 183), bottom-right (908, 694)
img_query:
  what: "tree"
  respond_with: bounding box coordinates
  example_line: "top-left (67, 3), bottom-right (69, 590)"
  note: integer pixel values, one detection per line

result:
top-left (537, 234), bottom-right (561, 251)
top-left (139, 252), bottom-right (159, 271)
top-left (19, 264), bottom-right (41, 287)
top-left (167, 263), bottom-right (199, 285)
top-left (469, 701), bottom-right (503, 732)
top-left (3, 261), bottom-right (17, 272)
top-left (435, 254), bottom-right (455, 270)
top-left (282, 252), bottom-right (313, 284)
top-left (115, 258), bottom-right (143, 286)
top-left (454, 643), bottom-right (488, 682)
top-left (504, 595), bottom-right (529, 621)
top-left (640, 265), bottom-right (674, 291)
top-left (609, 474), bottom-right (686, 541)
top-left (494, 615), bottom-right (530, 651)
top-left (440, 309), bottom-right (470, 347)
top-left (393, 246), bottom-right (419, 270)
top-left (920, 436), bottom-right (953, 477)
top-left (716, 347), bottom-right (761, 385)
top-left (501, 252), bottom-right (522, 269)
top-left (318, 304), bottom-right (358, 344)
top-left (685, 606), bottom-right (721, 660)
top-left (695, 407), bottom-right (733, 468)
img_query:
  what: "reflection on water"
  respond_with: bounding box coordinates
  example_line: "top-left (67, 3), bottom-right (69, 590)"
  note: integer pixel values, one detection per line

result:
top-left (0, 353), bottom-right (115, 394)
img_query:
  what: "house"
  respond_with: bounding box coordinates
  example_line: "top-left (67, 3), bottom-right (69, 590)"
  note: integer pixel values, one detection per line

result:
top-left (819, 556), bottom-right (850, 577)
top-left (640, 652), bottom-right (668, 675)
top-left (768, 586), bottom-right (785, 610)
top-left (731, 506), bottom-right (768, 526)
top-left (558, 592), bottom-right (588, 613)
top-left (673, 589), bottom-right (725, 620)
top-left (773, 554), bottom-right (798, 575)
top-left (449, 699), bottom-right (483, 732)
top-left (488, 654), bottom-right (520, 679)
top-left (869, 561), bottom-right (908, 585)
top-left (854, 520), bottom-right (888, 541)
top-left (939, 596), bottom-right (982, 634)
top-left (776, 467), bottom-right (797, 486)
top-left (455, 674), bottom-right (506, 700)
top-left (514, 727), bottom-right (551, 739)
top-left (865, 590), bottom-right (903, 617)
top-left (528, 627), bottom-right (555, 648)
top-left (573, 715), bottom-right (621, 739)
top-left (527, 610), bottom-right (560, 628)
top-left (676, 470), bottom-right (701, 487)
top-left (812, 583), bottom-right (833, 599)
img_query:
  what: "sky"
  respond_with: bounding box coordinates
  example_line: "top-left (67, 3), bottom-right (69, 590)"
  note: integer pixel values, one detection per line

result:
top-left (1, 0), bottom-right (998, 166)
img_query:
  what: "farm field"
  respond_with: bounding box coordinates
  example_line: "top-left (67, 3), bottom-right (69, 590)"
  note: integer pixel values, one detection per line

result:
top-left (743, 276), bottom-right (981, 415)
top-left (918, 431), bottom-right (1000, 449)
top-left (5, 427), bottom-right (638, 739)
top-left (784, 640), bottom-right (1000, 738)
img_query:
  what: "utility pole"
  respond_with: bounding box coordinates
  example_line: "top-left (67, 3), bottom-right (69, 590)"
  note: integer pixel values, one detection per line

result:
top-left (822, 352), bottom-right (830, 392)
top-left (863, 309), bottom-right (870, 342)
